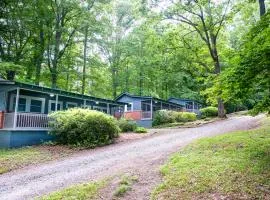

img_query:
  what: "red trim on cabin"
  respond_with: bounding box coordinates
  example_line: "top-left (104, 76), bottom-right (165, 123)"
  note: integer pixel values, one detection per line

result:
top-left (124, 111), bottom-right (142, 120)
top-left (0, 111), bottom-right (4, 129)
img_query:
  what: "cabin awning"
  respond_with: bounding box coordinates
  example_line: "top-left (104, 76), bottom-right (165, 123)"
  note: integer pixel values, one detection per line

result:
top-left (0, 79), bottom-right (126, 106)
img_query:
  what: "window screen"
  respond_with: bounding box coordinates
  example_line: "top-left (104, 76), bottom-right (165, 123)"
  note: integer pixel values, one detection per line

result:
top-left (13, 97), bottom-right (27, 112)
top-left (30, 99), bottom-right (42, 113)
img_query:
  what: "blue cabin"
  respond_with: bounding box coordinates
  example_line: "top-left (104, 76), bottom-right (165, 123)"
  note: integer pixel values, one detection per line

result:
top-left (0, 79), bottom-right (126, 148)
top-left (115, 93), bottom-right (184, 128)
top-left (168, 97), bottom-right (203, 114)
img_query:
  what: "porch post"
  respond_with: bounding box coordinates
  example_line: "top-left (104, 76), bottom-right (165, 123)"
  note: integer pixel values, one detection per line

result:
top-left (192, 101), bottom-right (195, 112)
top-left (84, 100), bottom-right (86, 108)
top-left (107, 103), bottom-right (110, 114)
top-left (13, 87), bottom-right (20, 129)
top-left (161, 102), bottom-right (163, 110)
top-left (150, 99), bottom-right (153, 119)
top-left (55, 94), bottom-right (59, 111)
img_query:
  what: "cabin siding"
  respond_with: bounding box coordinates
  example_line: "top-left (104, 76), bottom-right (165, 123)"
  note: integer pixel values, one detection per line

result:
top-left (0, 130), bottom-right (53, 148)
top-left (117, 96), bottom-right (142, 110)
top-left (0, 91), bottom-right (6, 111)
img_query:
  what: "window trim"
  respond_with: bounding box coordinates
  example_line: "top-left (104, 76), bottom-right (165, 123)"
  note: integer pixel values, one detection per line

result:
top-left (48, 100), bottom-right (63, 112)
top-left (127, 102), bottom-right (133, 111)
top-left (10, 94), bottom-right (45, 113)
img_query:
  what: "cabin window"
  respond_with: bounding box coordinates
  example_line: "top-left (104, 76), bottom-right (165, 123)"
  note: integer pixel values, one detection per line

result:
top-left (66, 102), bottom-right (78, 109)
top-left (142, 103), bottom-right (151, 111)
top-left (93, 106), bottom-right (107, 113)
top-left (49, 100), bottom-right (63, 112)
top-left (30, 99), bottom-right (43, 113)
top-left (10, 95), bottom-right (45, 113)
top-left (127, 103), bottom-right (133, 111)
top-left (12, 97), bottom-right (27, 112)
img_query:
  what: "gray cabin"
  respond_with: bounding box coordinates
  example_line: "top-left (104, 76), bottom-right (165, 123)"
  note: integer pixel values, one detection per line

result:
top-left (168, 97), bottom-right (203, 114)
top-left (115, 93), bottom-right (184, 128)
top-left (0, 79), bottom-right (126, 148)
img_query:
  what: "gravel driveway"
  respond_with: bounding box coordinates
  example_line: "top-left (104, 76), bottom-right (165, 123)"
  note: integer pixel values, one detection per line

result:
top-left (0, 115), bottom-right (262, 200)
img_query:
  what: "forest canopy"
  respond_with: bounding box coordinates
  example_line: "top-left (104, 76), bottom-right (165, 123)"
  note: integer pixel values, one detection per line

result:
top-left (0, 0), bottom-right (269, 115)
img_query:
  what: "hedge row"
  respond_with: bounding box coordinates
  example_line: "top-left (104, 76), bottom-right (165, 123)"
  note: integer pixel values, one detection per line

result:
top-left (153, 110), bottom-right (197, 126)
top-left (200, 106), bottom-right (218, 118)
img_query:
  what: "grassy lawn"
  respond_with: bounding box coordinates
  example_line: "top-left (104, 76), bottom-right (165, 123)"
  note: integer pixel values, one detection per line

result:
top-left (152, 117), bottom-right (270, 200)
top-left (40, 180), bottom-right (106, 200)
top-left (0, 145), bottom-right (76, 174)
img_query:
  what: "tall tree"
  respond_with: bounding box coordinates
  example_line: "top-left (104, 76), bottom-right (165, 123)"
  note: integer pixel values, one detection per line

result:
top-left (164, 0), bottom-right (232, 117)
top-left (46, 0), bottom-right (82, 88)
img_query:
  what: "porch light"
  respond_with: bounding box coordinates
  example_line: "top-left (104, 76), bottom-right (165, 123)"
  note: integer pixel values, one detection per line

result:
top-left (50, 93), bottom-right (55, 97)
top-left (95, 101), bottom-right (99, 104)
top-left (155, 101), bottom-right (158, 104)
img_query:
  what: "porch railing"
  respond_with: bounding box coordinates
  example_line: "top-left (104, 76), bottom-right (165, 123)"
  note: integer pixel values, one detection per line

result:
top-left (141, 111), bottom-right (152, 119)
top-left (3, 113), bottom-right (50, 129)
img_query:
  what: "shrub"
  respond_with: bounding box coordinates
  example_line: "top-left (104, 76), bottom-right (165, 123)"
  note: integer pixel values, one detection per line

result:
top-left (49, 108), bottom-right (120, 148)
top-left (174, 112), bottom-right (197, 122)
top-left (153, 110), bottom-right (176, 126)
top-left (135, 127), bottom-right (147, 134)
top-left (117, 118), bottom-right (137, 132)
top-left (200, 106), bottom-right (218, 118)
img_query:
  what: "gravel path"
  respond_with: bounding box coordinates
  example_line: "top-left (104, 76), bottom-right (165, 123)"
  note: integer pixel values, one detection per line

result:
top-left (0, 115), bottom-right (262, 200)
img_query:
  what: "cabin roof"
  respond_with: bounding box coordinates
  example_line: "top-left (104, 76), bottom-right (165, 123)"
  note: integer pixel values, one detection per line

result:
top-left (0, 79), bottom-right (126, 106)
top-left (115, 92), bottom-right (184, 107)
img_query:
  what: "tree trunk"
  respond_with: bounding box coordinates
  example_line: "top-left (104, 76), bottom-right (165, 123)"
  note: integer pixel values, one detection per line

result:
top-left (112, 66), bottom-right (117, 99)
top-left (6, 70), bottom-right (15, 81)
top-left (218, 98), bottom-right (226, 118)
top-left (82, 26), bottom-right (88, 95)
top-left (211, 35), bottom-right (226, 118)
top-left (35, 29), bottom-right (45, 85)
top-left (259, 0), bottom-right (266, 17)
top-left (51, 71), bottom-right (57, 89)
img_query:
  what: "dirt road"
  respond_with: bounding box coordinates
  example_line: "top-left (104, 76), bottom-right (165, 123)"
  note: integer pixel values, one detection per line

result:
top-left (0, 115), bottom-right (262, 200)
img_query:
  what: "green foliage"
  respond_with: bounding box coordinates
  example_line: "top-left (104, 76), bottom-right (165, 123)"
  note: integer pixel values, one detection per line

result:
top-left (117, 118), bottom-right (137, 132)
top-left (135, 127), bottom-right (147, 134)
top-left (152, 117), bottom-right (270, 199)
top-left (200, 107), bottom-right (218, 118)
top-left (153, 110), bottom-right (197, 126)
top-left (113, 175), bottom-right (138, 197)
top-left (41, 180), bottom-right (106, 200)
top-left (49, 108), bottom-right (120, 148)
top-left (153, 110), bottom-right (176, 126)
top-left (174, 112), bottom-right (197, 123)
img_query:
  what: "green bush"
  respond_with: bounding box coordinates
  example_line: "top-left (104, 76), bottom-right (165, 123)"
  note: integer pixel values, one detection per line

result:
top-left (153, 110), bottom-right (176, 126)
top-left (135, 127), bottom-right (147, 133)
top-left (174, 112), bottom-right (197, 122)
top-left (117, 118), bottom-right (137, 132)
top-left (153, 110), bottom-right (197, 126)
top-left (200, 106), bottom-right (218, 118)
top-left (49, 108), bottom-right (120, 148)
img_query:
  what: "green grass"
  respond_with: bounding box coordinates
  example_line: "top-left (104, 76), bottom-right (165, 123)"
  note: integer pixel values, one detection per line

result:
top-left (0, 147), bottom-right (46, 174)
top-left (135, 127), bottom-right (148, 133)
top-left (152, 117), bottom-right (270, 200)
top-left (40, 181), bottom-right (106, 200)
top-left (113, 175), bottom-right (138, 197)
top-left (0, 145), bottom-right (76, 174)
